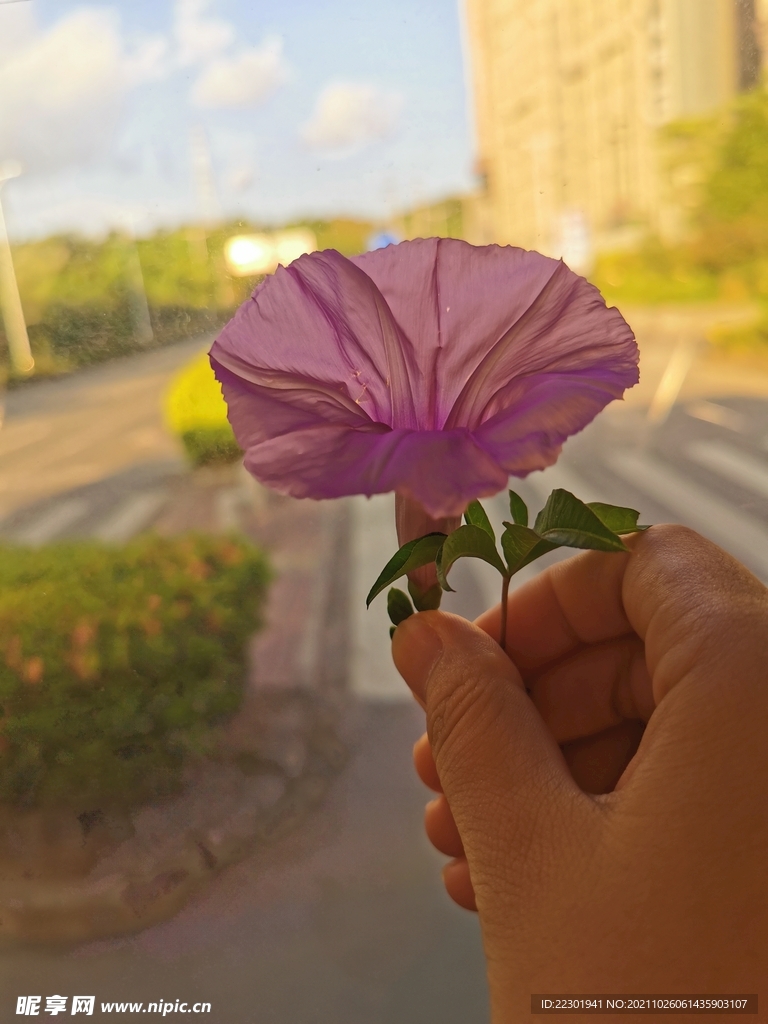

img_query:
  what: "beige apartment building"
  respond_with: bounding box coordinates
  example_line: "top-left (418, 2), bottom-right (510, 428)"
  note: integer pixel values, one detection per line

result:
top-left (460, 0), bottom-right (765, 264)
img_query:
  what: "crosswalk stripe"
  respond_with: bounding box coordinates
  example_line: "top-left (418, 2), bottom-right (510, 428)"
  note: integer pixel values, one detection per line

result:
top-left (606, 451), bottom-right (768, 581)
top-left (216, 487), bottom-right (244, 531)
top-left (349, 494), bottom-right (412, 702)
top-left (12, 498), bottom-right (90, 546)
top-left (525, 462), bottom-right (600, 503)
top-left (687, 440), bottom-right (768, 501)
top-left (93, 491), bottom-right (167, 543)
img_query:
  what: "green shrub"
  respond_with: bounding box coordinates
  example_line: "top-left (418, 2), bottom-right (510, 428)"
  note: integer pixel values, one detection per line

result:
top-left (165, 351), bottom-right (242, 466)
top-left (0, 534), bottom-right (269, 809)
top-left (181, 428), bottom-right (243, 467)
top-left (590, 242), bottom-right (718, 305)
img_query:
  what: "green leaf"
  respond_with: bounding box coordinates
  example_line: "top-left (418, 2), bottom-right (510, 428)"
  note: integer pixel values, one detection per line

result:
top-left (366, 532), bottom-right (447, 607)
top-left (464, 499), bottom-right (495, 539)
top-left (435, 525), bottom-right (507, 591)
top-left (408, 580), bottom-right (442, 611)
top-left (508, 489), bottom-right (529, 528)
top-left (533, 489), bottom-right (628, 552)
top-left (389, 626), bottom-right (396, 639)
top-left (501, 523), bottom-right (557, 574)
top-left (387, 587), bottom-right (414, 626)
top-left (586, 502), bottom-right (651, 535)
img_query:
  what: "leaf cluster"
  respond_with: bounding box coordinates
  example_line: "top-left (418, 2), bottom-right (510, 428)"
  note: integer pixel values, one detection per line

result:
top-left (0, 533), bottom-right (269, 810)
top-left (368, 489), bottom-right (649, 626)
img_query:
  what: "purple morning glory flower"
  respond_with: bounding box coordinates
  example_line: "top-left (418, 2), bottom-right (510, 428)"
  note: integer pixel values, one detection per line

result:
top-left (210, 238), bottom-right (638, 590)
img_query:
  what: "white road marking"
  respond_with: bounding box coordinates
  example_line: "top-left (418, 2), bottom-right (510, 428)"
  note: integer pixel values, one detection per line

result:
top-left (525, 462), bottom-right (597, 503)
top-left (11, 497), bottom-right (90, 545)
top-left (685, 401), bottom-right (745, 432)
top-left (525, 460), bottom-right (630, 508)
top-left (349, 494), bottom-right (412, 702)
top-left (687, 440), bottom-right (768, 500)
top-left (647, 338), bottom-right (700, 425)
top-left (0, 421), bottom-right (54, 458)
top-left (606, 451), bottom-right (768, 580)
top-left (215, 487), bottom-right (244, 531)
top-left (93, 491), bottom-right (167, 543)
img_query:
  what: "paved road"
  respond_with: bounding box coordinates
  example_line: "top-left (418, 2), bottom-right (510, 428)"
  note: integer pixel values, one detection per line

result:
top-left (0, 336), bottom-right (210, 533)
top-left (5, 338), bottom-right (768, 1020)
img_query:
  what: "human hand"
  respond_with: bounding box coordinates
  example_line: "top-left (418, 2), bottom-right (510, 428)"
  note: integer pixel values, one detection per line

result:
top-left (392, 525), bottom-right (768, 1021)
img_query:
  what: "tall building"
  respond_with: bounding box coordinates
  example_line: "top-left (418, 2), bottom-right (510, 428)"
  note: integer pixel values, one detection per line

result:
top-left (461, 0), bottom-right (762, 262)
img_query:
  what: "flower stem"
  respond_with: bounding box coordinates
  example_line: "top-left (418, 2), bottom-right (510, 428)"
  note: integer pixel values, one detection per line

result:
top-left (499, 573), bottom-right (511, 654)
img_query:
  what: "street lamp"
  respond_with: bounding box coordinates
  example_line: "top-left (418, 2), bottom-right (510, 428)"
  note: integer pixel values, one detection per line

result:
top-left (0, 161), bottom-right (34, 375)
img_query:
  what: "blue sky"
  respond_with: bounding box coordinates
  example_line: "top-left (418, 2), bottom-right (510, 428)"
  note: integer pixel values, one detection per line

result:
top-left (0, 0), bottom-right (477, 240)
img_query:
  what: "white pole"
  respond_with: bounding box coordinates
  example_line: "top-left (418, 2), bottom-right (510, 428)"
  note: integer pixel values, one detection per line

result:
top-left (119, 218), bottom-right (153, 347)
top-left (0, 165), bottom-right (33, 375)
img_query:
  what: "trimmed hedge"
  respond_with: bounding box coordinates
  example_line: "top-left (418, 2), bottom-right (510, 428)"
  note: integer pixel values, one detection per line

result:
top-left (0, 534), bottom-right (269, 809)
top-left (165, 351), bottom-right (242, 466)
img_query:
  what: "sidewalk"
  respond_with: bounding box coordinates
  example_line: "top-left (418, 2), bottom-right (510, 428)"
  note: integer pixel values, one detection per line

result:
top-left (619, 304), bottom-right (768, 410)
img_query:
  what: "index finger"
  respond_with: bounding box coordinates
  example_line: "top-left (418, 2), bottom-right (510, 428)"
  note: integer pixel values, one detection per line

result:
top-left (475, 541), bottom-right (634, 675)
top-left (476, 524), bottom-right (768, 698)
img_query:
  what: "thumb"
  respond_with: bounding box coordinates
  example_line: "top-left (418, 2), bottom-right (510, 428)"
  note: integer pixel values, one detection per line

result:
top-left (391, 611), bottom-right (597, 908)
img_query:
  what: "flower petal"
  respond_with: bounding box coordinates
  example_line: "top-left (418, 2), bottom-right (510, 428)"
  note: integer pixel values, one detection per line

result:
top-left (234, 414), bottom-right (508, 517)
top-left (210, 248), bottom-right (420, 429)
top-left (474, 370), bottom-right (632, 476)
top-left (353, 238), bottom-right (638, 430)
top-left (446, 261), bottom-right (638, 430)
top-left (210, 358), bottom-right (371, 448)
top-left (211, 238), bottom-right (640, 514)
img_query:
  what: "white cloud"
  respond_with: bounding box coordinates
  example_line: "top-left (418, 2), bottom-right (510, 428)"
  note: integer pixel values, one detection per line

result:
top-left (301, 83), bottom-right (403, 156)
top-left (123, 35), bottom-right (171, 87)
top-left (0, 2), bottom-right (35, 64)
top-left (173, 3), bottom-right (289, 112)
top-left (174, 0), bottom-right (234, 66)
top-left (192, 38), bottom-right (288, 108)
top-left (0, 0), bottom-right (287, 209)
top-left (0, 9), bottom-right (167, 173)
top-left (227, 164), bottom-right (256, 192)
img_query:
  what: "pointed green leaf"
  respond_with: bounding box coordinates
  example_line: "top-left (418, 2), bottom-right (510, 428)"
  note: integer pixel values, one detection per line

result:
top-left (501, 523), bottom-right (557, 574)
top-left (435, 524), bottom-right (507, 591)
top-left (387, 587), bottom-right (415, 626)
top-left (508, 489), bottom-right (529, 528)
top-left (534, 489), bottom-right (628, 552)
top-left (408, 580), bottom-right (443, 611)
top-left (586, 502), bottom-right (651, 535)
top-left (389, 625), bottom-right (396, 639)
top-left (464, 499), bottom-right (495, 539)
top-left (366, 532), bottom-right (447, 607)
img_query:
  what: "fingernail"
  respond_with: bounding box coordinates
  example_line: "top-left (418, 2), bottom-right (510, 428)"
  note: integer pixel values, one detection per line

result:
top-left (391, 614), bottom-right (444, 704)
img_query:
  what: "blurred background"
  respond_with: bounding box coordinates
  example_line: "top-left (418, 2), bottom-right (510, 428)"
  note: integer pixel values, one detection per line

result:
top-left (3, 1), bottom-right (768, 1022)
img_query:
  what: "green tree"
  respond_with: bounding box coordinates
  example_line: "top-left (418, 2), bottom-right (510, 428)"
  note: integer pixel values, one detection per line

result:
top-left (694, 86), bottom-right (768, 270)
